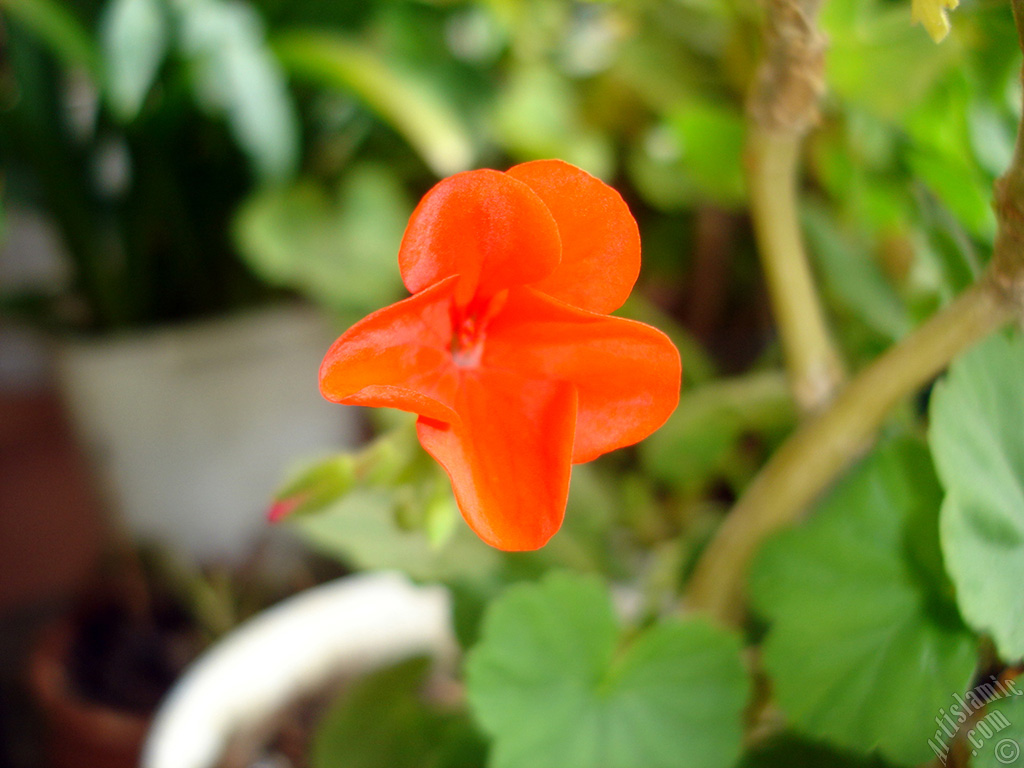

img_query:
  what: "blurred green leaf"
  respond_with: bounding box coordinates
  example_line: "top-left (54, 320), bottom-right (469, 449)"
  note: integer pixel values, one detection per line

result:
top-left (905, 75), bottom-right (996, 242)
top-left (292, 488), bottom-right (501, 584)
top-left (809, 111), bottom-right (912, 237)
top-left (739, 734), bottom-right (896, 768)
top-left (466, 572), bottom-right (749, 768)
top-left (968, 100), bottom-right (1015, 179)
top-left (274, 30), bottom-right (475, 176)
top-left (627, 129), bottom-right (699, 211)
top-left (101, 0), bottom-right (168, 120)
top-left (281, 423), bottom-right (500, 583)
top-left (0, 0), bottom-right (100, 76)
top-left (180, 0), bottom-right (300, 182)
top-left (273, 454), bottom-right (357, 515)
top-left (802, 203), bottom-right (911, 342)
top-left (311, 657), bottom-right (487, 768)
top-left (908, 148), bottom-right (994, 242)
top-left (751, 438), bottom-right (977, 765)
top-left (611, 7), bottom-right (727, 115)
top-left (972, 692), bottom-right (1024, 768)
top-left (823, 1), bottom-right (958, 121)
top-left (234, 164), bottom-right (409, 315)
top-left (666, 100), bottom-right (746, 207)
top-left (641, 370), bottom-right (794, 493)
top-left (492, 63), bottom-right (613, 179)
top-left (930, 331), bottom-right (1024, 661)
top-left (627, 99), bottom-right (744, 210)
top-left (912, 188), bottom-right (979, 300)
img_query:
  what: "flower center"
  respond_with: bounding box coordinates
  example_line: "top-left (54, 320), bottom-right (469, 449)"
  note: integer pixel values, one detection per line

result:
top-left (451, 311), bottom-right (485, 367)
top-left (449, 291), bottom-right (507, 368)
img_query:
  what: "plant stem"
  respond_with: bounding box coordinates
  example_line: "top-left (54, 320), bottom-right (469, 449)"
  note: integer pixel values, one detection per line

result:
top-left (745, 0), bottom-right (844, 412)
top-left (686, 2), bottom-right (1024, 623)
top-left (747, 131), bottom-right (845, 410)
top-left (686, 276), bottom-right (1016, 624)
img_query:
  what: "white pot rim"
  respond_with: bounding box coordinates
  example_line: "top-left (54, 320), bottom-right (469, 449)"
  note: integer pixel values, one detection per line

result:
top-left (142, 572), bottom-right (456, 768)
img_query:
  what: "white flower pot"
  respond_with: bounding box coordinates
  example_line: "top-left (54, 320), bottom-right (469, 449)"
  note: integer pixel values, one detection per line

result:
top-left (142, 572), bottom-right (456, 768)
top-left (55, 305), bottom-right (355, 563)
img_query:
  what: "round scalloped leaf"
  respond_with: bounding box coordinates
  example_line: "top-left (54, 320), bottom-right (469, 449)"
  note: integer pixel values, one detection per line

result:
top-left (971, 688), bottom-right (1024, 768)
top-left (930, 331), bottom-right (1024, 661)
top-left (465, 572), bottom-right (749, 768)
top-left (750, 438), bottom-right (977, 765)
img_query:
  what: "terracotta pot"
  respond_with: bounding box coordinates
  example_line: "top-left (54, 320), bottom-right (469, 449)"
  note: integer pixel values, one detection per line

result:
top-left (28, 620), bottom-right (151, 768)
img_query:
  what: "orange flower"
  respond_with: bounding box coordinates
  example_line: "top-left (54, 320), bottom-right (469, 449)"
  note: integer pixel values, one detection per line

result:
top-left (320, 160), bottom-right (681, 551)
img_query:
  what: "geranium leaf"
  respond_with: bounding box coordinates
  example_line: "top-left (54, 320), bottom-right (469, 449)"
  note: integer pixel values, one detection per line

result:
top-left (971, 690), bottom-right (1024, 768)
top-left (929, 331), bottom-right (1024, 661)
top-left (750, 438), bottom-right (977, 765)
top-left (311, 656), bottom-right (487, 768)
top-left (465, 572), bottom-right (748, 768)
top-left (739, 733), bottom-right (896, 768)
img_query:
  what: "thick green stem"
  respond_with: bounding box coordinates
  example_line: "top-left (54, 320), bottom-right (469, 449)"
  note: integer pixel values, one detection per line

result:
top-left (747, 131), bottom-right (845, 410)
top-left (686, 3), bottom-right (1024, 623)
top-left (686, 277), bottom-right (1016, 624)
top-left (745, 0), bottom-right (843, 413)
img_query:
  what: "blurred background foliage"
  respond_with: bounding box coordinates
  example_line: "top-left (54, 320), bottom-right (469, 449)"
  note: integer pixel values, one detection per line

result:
top-left (0, 0), bottom-right (1020, 604)
top-left (3, 0), bottom-right (1017, 334)
top-left (3, 0), bottom-right (1023, 763)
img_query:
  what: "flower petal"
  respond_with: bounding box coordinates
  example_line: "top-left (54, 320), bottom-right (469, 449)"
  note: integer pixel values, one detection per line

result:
top-left (507, 160), bottom-right (640, 313)
top-left (483, 288), bottom-right (681, 464)
top-left (319, 278), bottom-right (460, 422)
top-left (399, 169), bottom-right (562, 305)
top-left (416, 370), bottom-right (577, 551)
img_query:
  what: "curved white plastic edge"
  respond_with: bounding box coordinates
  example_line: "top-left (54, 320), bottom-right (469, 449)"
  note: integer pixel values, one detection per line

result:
top-left (142, 572), bottom-right (456, 768)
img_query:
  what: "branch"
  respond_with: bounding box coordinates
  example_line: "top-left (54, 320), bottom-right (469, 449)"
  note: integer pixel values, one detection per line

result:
top-left (746, 0), bottom-right (844, 412)
top-left (686, 277), bottom-right (1016, 624)
top-left (685, 5), bottom-right (1024, 624)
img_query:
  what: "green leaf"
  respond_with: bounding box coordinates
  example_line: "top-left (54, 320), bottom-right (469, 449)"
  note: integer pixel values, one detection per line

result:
top-left (626, 101), bottom-right (745, 212)
top-left (491, 63), bottom-right (613, 179)
top-left (823, 1), bottom-right (958, 121)
top-left (292, 487), bottom-right (501, 584)
top-left (802, 203), bottom-right (911, 343)
top-left (640, 370), bottom-right (794, 493)
top-left (273, 30), bottom-right (475, 176)
top-left (666, 100), bottom-right (746, 206)
top-left (929, 331), bottom-right (1024, 661)
top-left (750, 438), bottom-right (978, 765)
top-left (278, 424), bottom-right (500, 583)
top-left (968, 101), bottom-right (1015, 179)
top-left (739, 733), bottom-right (896, 768)
top-left (234, 164), bottom-right (409, 316)
top-left (466, 572), bottom-right (749, 768)
top-left (0, 0), bottom-right (100, 76)
top-left (311, 657), bottom-right (487, 768)
top-left (971, 691), bottom-right (1024, 768)
top-left (904, 75), bottom-right (996, 243)
top-left (180, 1), bottom-right (299, 182)
top-left (908, 147), bottom-right (995, 242)
top-left (101, 0), bottom-right (168, 120)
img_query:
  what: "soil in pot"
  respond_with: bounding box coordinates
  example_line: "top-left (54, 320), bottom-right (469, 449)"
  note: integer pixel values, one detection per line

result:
top-left (213, 657), bottom-right (486, 768)
top-left (29, 565), bottom-right (204, 768)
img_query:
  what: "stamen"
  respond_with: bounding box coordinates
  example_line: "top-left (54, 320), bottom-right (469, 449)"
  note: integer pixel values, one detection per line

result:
top-left (449, 290), bottom-right (509, 368)
top-left (451, 312), bottom-right (485, 367)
